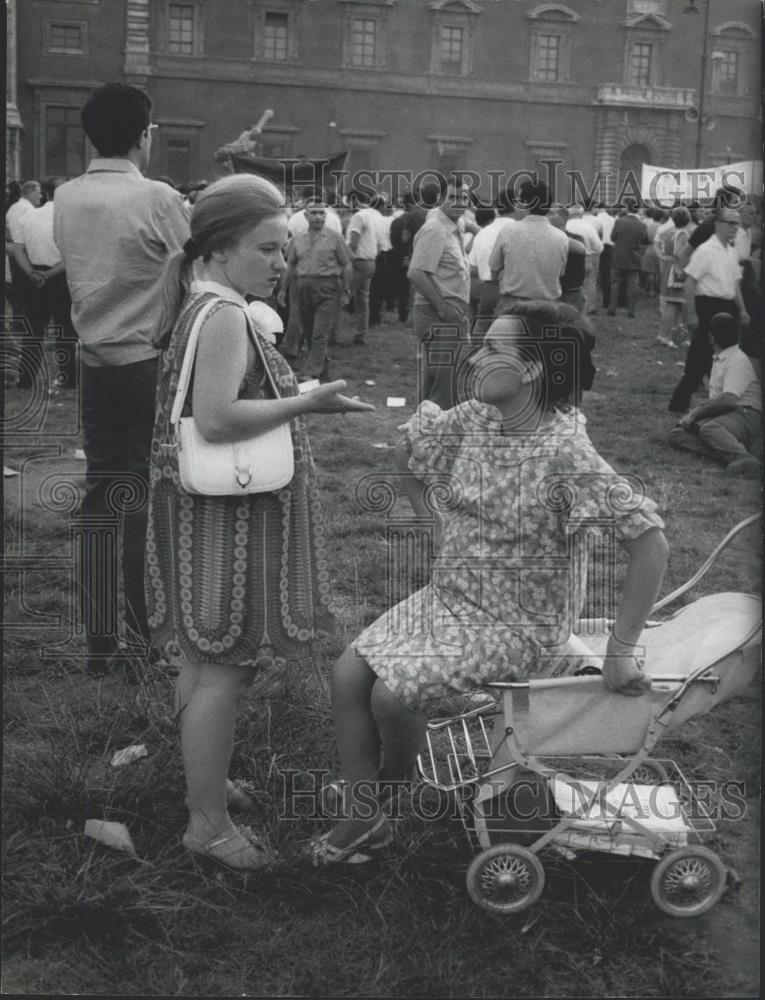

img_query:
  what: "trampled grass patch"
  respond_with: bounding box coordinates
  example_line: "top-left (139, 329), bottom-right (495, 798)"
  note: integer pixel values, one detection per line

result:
top-left (2, 297), bottom-right (760, 996)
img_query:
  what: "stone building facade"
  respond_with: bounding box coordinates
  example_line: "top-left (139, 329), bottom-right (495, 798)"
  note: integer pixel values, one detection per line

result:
top-left (9, 0), bottom-right (761, 201)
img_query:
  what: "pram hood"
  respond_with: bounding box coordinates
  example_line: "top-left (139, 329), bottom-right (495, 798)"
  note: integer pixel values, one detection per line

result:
top-left (494, 593), bottom-right (760, 758)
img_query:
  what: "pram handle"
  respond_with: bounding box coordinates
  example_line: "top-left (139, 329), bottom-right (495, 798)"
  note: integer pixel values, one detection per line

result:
top-left (651, 512), bottom-right (760, 614)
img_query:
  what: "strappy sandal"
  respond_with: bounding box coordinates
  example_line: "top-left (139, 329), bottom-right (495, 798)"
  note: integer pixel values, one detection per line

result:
top-left (306, 816), bottom-right (393, 867)
top-left (184, 823), bottom-right (275, 872)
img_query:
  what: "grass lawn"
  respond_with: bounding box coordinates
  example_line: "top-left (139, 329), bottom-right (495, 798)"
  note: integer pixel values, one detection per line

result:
top-left (2, 294), bottom-right (760, 997)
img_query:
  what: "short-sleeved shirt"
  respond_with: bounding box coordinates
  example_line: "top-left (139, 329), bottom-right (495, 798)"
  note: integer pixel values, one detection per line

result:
top-left (709, 345), bottom-right (761, 411)
top-left (468, 217), bottom-right (515, 281)
top-left (19, 201), bottom-right (61, 267)
top-left (408, 208), bottom-right (470, 306)
top-left (53, 158), bottom-right (190, 367)
top-left (346, 207), bottom-right (382, 260)
top-left (287, 226), bottom-right (352, 278)
top-left (684, 234), bottom-right (741, 300)
top-left (354, 401), bottom-right (663, 711)
top-left (5, 199), bottom-right (35, 243)
top-left (488, 215), bottom-right (568, 299)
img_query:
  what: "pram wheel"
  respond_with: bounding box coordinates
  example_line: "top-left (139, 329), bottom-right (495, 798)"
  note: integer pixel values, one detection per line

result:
top-left (466, 844), bottom-right (545, 914)
top-left (631, 761), bottom-right (670, 785)
top-left (650, 846), bottom-right (727, 917)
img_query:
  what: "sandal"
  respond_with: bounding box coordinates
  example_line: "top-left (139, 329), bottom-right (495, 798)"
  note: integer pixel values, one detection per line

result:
top-left (306, 816), bottom-right (393, 867)
top-left (184, 823), bottom-right (275, 872)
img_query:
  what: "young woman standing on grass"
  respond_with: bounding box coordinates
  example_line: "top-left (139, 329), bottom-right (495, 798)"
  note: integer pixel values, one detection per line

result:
top-left (148, 174), bottom-right (373, 871)
top-left (309, 301), bottom-right (669, 865)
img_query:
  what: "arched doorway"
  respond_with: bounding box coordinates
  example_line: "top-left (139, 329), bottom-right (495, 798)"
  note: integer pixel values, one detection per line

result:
top-left (619, 143), bottom-right (653, 196)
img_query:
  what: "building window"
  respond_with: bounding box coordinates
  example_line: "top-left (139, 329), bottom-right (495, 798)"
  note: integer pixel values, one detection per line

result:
top-left (45, 106), bottom-right (86, 176)
top-left (47, 22), bottom-right (85, 53)
top-left (439, 25), bottom-right (463, 69)
top-left (350, 17), bottom-right (377, 67)
top-left (263, 11), bottom-right (289, 61)
top-left (534, 33), bottom-right (560, 80)
top-left (713, 50), bottom-right (738, 95)
top-left (168, 4), bottom-right (194, 54)
top-left (627, 0), bottom-right (667, 15)
top-left (629, 42), bottom-right (653, 85)
top-left (526, 6), bottom-right (578, 84)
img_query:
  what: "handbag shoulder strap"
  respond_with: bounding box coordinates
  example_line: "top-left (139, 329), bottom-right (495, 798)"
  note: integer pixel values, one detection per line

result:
top-left (170, 297), bottom-right (281, 428)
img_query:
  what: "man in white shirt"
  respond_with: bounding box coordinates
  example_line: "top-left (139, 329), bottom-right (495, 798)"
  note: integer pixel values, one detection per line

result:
top-left (6, 180), bottom-right (43, 314)
top-left (346, 191), bottom-right (383, 345)
top-left (565, 204), bottom-right (603, 314)
top-left (12, 177), bottom-right (78, 389)
top-left (669, 313), bottom-right (760, 475)
top-left (469, 204), bottom-right (515, 322)
top-left (6, 180), bottom-right (42, 242)
top-left (669, 207), bottom-right (750, 413)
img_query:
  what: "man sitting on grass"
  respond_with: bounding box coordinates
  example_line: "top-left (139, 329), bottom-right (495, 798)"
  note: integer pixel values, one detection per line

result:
top-left (668, 313), bottom-right (761, 476)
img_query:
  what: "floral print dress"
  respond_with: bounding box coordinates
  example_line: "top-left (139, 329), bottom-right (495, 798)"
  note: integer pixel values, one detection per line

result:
top-left (355, 400), bottom-right (664, 712)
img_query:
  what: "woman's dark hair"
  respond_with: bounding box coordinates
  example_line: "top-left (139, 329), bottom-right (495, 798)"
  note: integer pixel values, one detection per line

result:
top-left (498, 300), bottom-right (596, 406)
top-left (81, 83), bottom-right (152, 157)
top-left (671, 206), bottom-right (691, 227)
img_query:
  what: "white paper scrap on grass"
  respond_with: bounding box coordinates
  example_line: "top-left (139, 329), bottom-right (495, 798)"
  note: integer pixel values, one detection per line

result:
top-left (371, 443), bottom-right (390, 450)
top-left (364, 379), bottom-right (376, 386)
top-left (73, 449), bottom-right (86, 460)
top-left (110, 744), bottom-right (149, 768)
top-left (298, 379), bottom-right (320, 394)
top-left (84, 819), bottom-right (137, 857)
top-left (386, 397), bottom-right (406, 407)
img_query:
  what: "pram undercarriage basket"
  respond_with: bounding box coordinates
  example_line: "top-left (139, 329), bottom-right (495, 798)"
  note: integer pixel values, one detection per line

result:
top-left (416, 515), bottom-right (761, 917)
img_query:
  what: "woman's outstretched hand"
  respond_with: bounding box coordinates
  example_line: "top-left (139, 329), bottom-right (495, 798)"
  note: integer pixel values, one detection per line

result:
top-left (303, 380), bottom-right (376, 414)
top-left (602, 654), bottom-right (652, 697)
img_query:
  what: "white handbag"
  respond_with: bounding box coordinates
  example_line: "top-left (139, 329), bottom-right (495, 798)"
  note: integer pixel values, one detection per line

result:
top-left (170, 299), bottom-right (294, 496)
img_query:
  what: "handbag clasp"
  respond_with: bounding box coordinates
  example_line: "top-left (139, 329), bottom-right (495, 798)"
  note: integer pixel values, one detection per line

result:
top-left (235, 464), bottom-right (253, 488)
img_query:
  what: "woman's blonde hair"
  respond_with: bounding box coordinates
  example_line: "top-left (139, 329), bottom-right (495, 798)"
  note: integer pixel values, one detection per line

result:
top-left (156, 173), bottom-right (285, 346)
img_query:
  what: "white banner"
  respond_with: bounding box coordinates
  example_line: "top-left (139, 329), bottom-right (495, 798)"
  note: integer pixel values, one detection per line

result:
top-left (640, 160), bottom-right (763, 204)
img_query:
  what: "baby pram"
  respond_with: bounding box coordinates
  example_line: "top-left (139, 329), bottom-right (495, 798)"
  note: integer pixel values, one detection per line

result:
top-left (416, 514), bottom-right (761, 917)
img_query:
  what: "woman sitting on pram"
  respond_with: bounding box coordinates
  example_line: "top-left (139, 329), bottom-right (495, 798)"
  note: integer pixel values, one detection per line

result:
top-left (310, 301), bottom-right (670, 865)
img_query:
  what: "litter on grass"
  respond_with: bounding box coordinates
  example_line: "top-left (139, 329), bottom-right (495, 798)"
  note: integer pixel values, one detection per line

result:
top-left (73, 449), bottom-right (86, 460)
top-left (110, 744), bottom-right (148, 768)
top-left (364, 379), bottom-right (376, 386)
top-left (371, 443), bottom-right (391, 450)
top-left (84, 819), bottom-right (137, 857)
top-left (386, 397), bottom-right (406, 407)
top-left (298, 379), bottom-right (320, 394)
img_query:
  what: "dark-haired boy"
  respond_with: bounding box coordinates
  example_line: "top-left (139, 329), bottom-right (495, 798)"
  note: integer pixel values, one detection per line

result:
top-left (668, 313), bottom-right (761, 475)
top-left (54, 83), bottom-right (189, 674)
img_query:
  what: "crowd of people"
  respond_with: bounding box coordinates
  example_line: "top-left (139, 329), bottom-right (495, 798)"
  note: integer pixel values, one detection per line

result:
top-left (3, 81), bottom-right (760, 871)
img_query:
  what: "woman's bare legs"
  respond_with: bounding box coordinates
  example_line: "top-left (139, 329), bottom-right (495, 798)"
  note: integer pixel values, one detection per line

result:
top-left (180, 660), bottom-right (265, 866)
top-left (326, 647), bottom-right (426, 849)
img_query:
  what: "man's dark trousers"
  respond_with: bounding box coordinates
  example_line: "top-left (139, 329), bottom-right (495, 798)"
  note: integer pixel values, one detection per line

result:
top-left (668, 296), bottom-right (736, 413)
top-left (599, 245), bottom-right (612, 309)
top-left (297, 276), bottom-right (341, 379)
top-left (21, 269), bottom-right (79, 388)
top-left (80, 357), bottom-right (158, 663)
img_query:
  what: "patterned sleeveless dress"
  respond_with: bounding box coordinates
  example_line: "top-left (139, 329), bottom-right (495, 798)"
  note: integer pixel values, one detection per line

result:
top-left (146, 281), bottom-right (335, 668)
